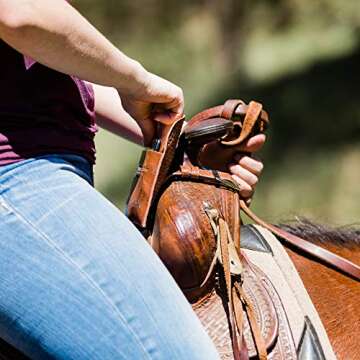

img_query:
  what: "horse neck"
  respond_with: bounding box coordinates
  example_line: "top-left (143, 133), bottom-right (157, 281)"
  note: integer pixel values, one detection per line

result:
top-left (285, 243), bottom-right (360, 360)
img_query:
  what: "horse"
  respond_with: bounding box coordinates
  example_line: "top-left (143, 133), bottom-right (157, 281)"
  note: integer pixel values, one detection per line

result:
top-left (279, 219), bottom-right (360, 360)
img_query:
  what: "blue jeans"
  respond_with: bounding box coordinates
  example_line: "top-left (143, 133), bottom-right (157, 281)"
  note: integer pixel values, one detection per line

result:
top-left (0, 154), bottom-right (219, 360)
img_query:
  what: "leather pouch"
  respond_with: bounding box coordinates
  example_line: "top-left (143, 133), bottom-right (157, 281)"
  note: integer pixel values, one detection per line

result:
top-left (127, 149), bottom-right (164, 228)
top-left (127, 116), bottom-right (184, 229)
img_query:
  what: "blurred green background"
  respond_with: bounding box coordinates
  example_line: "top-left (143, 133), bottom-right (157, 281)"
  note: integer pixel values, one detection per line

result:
top-left (76, 0), bottom-right (360, 225)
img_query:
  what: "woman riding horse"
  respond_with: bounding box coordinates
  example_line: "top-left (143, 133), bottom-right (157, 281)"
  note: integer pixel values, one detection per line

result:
top-left (0, 1), bottom-right (265, 358)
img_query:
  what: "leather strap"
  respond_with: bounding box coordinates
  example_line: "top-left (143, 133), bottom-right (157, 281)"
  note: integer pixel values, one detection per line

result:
top-left (204, 206), bottom-right (269, 360)
top-left (184, 100), bottom-right (269, 169)
top-left (204, 206), bottom-right (243, 359)
top-left (189, 105), bottom-right (224, 125)
top-left (168, 167), bottom-right (360, 282)
top-left (219, 218), bottom-right (242, 360)
top-left (221, 99), bottom-right (245, 120)
top-left (240, 200), bottom-right (360, 281)
top-left (235, 282), bottom-right (268, 360)
top-left (188, 100), bottom-right (269, 129)
top-left (222, 101), bottom-right (263, 146)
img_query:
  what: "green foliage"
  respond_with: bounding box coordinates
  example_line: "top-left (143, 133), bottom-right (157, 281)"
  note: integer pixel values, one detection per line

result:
top-left (74, 0), bottom-right (360, 224)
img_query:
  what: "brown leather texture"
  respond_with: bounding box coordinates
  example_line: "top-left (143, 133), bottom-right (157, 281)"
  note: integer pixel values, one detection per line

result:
top-left (144, 100), bottom-right (273, 359)
top-left (152, 164), bottom-right (241, 301)
top-left (127, 99), bottom-right (359, 360)
top-left (127, 115), bottom-right (184, 228)
top-left (126, 149), bottom-right (163, 228)
top-left (194, 259), bottom-right (298, 359)
top-left (185, 100), bottom-right (269, 172)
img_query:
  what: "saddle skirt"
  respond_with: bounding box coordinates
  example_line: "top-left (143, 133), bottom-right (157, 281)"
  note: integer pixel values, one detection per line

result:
top-left (239, 225), bottom-right (337, 360)
top-left (194, 224), bottom-right (338, 359)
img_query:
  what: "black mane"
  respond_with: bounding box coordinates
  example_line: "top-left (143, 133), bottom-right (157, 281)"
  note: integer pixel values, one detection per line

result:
top-left (278, 218), bottom-right (360, 248)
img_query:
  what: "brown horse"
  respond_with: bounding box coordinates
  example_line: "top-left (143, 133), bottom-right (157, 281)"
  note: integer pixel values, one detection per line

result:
top-left (0, 220), bottom-right (359, 359)
top-left (279, 219), bottom-right (360, 360)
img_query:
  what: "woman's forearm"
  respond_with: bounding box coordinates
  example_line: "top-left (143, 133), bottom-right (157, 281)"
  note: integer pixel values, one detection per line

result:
top-left (0, 0), bottom-right (147, 93)
top-left (92, 84), bottom-right (144, 146)
top-left (0, 0), bottom-right (185, 147)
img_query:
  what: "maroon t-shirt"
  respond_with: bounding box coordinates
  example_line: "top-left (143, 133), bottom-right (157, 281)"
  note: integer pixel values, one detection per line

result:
top-left (0, 40), bottom-right (97, 166)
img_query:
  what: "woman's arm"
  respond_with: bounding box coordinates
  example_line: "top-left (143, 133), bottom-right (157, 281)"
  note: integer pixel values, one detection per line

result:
top-left (0, 0), bottom-right (265, 199)
top-left (0, 0), bottom-right (144, 91)
top-left (0, 0), bottom-right (183, 144)
top-left (92, 84), bottom-right (144, 146)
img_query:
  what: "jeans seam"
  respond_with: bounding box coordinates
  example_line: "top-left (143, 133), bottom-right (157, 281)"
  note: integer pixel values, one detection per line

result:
top-left (0, 196), bottom-right (153, 360)
top-left (108, 225), bottom-right (178, 352)
top-left (33, 188), bottom-right (88, 226)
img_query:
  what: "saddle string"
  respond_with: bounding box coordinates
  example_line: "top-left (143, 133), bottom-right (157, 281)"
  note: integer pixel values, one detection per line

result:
top-left (219, 217), bottom-right (242, 360)
top-left (234, 282), bottom-right (268, 360)
top-left (205, 206), bottom-right (268, 360)
top-left (204, 207), bottom-right (241, 360)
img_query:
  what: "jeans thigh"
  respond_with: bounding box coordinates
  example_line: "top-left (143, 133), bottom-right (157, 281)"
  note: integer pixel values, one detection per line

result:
top-left (0, 156), bottom-right (219, 360)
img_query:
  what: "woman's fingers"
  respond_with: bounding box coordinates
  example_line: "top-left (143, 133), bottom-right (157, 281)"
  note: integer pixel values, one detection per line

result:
top-left (233, 155), bottom-right (264, 176)
top-left (230, 174), bottom-right (254, 198)
top-left (228, 155), bottom-right (264, 198)
top-left (237, 134), bottom-right (266, 153)
top-left (229, 163), bottom-right (259, 187)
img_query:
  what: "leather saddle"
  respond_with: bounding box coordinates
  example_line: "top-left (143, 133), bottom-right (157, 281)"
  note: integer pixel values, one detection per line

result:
top-left (127, 99), bottom-right (360, 360)
top-left (128, 99), bottom-right (279, 359)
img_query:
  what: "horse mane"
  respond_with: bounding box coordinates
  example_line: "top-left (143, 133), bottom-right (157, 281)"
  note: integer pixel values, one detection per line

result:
top-left (278, 217), bottom-right (360, 248)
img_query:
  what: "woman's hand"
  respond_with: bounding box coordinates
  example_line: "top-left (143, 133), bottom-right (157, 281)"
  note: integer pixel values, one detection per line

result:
top-left (0, 0), bottom-right (182, 149)
top-left (118, 70), bottom-right (184, 146)
top-left (228, 134), bottom-right (265, 200)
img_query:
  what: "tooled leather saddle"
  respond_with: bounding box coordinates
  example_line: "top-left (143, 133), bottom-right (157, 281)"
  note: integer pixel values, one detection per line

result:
top-left (126, 99), bottom-right (360, 360)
